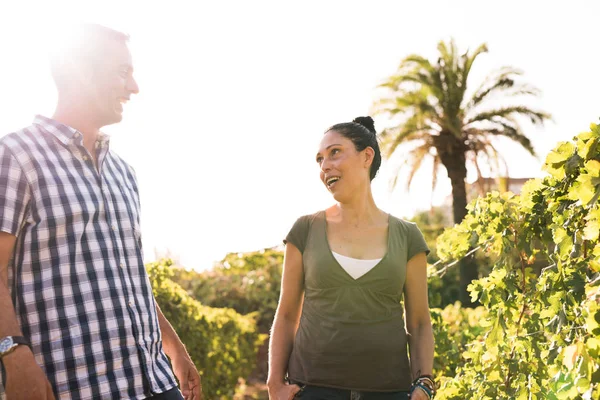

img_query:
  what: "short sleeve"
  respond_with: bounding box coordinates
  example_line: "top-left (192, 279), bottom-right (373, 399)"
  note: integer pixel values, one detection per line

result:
top-left (283, 216), bottom-right (309, 253)
top-left (407, 222), bottom-right (430, 261)
top-left (0, 144), bottom-right (31, 237)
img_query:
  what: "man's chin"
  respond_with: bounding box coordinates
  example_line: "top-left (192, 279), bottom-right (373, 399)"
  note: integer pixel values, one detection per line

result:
top-left (103, 111), bottom-right (123, 126)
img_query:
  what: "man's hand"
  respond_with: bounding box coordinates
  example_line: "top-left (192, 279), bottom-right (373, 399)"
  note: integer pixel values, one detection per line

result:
top-left (4, 346), bottom-right (55, 400)
top-left (171, 352), bottom-right (202, 400)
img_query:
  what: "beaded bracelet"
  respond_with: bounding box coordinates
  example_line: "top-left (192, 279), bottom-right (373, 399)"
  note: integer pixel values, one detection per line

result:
top-left (410, 375), bottom-right (437, 399)
top-left (417, 377), bottom-right (435, 390)
top-left (411, 383), bottom-right (433, 399)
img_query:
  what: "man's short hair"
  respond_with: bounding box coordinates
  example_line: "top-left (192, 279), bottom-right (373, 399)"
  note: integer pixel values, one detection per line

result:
top-left (49, 23), bottom-right (130, 91)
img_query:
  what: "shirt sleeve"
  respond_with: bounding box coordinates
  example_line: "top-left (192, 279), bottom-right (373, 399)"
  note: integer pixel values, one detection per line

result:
top-left (0, 144), bottom-right (31, 237)
top-left (283, 216), bottom-right (308, 253)
top-left (407, 222), bottom-right (430, 261)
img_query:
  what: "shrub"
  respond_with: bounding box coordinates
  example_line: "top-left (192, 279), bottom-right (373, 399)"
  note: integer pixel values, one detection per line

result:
top-left (434, 121), bottom-right (600, 399)
top-left (147, 259), bottom-right (266, 399)
top-left (431, 303), bottom-right (487, 380)
top-left (172, 249), bottom-right (283, 333)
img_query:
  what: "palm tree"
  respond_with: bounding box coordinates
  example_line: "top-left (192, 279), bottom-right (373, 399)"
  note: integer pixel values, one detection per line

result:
top-left (373, 39), bottom-right (550, 306)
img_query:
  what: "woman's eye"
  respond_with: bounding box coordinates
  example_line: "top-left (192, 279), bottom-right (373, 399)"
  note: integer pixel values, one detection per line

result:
top-left (316, 157), bottom-right (323, 164)
top-left (331, 149), bottom-right (340, 155)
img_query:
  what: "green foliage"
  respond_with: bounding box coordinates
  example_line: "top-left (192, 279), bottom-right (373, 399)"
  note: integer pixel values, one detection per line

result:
top-left (411, 208), bottom-right (449, 265)
top-left (147, 259), bottom-right (265, 399)
top-left (435, 122), bottom-right (600, 399)
top-left (431, 303), bottom-right (487, 379)
top-left (411, 208), bottom-right (460, 307)
top-left (413, 208), bottom-right (494, 308)
top-left (172, 249), bottom-right (283, 333)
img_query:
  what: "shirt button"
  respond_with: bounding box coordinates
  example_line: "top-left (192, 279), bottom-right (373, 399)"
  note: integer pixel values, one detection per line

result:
top-left (111, 224), bottom-right (117, 231)
top-left (120, 263), bottom-right (125, 268)
top-left (128, 301), bottom-right (133, 307)
top-left (82, 155), bottom-right (89, 161)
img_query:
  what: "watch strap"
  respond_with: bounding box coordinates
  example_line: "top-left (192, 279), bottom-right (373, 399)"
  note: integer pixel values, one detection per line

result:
top-left (10, 336), bottom-right (31, 348)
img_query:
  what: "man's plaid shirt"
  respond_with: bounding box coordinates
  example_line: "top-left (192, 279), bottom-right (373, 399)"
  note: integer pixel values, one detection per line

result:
top-left (0, 116), bottom-right (177, 399)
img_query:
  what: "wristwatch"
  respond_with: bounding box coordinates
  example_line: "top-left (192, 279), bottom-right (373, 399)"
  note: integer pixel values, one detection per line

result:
top-left (0, 336), bottom-right (31, 359)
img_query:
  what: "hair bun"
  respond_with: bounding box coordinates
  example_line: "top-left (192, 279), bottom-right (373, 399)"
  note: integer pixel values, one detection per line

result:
top-left (352, 116), bottom-right (376, 134)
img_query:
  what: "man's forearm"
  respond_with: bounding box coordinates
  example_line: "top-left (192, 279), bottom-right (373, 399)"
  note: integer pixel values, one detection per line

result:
top-left (155, 301), bottom-right (188, 360)
top-left (0, 278), bottom-right (23, 338)
top-left (0, 234), bottom-right (22, 338)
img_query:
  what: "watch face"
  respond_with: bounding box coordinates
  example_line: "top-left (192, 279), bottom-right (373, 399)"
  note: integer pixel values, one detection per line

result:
top-left (0, 337), bottom-right (14, 353)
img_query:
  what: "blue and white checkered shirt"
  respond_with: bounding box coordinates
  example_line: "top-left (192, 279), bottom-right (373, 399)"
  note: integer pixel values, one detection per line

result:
top-left (0, 116), bottom-right (177, 399)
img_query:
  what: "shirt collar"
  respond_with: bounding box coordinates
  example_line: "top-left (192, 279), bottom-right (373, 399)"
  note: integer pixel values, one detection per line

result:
top-left (33, 115), bottom-right (111, 147)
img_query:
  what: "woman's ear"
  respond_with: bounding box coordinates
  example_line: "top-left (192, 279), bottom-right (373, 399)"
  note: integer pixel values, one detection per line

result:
top-left (364, 146), bottom-right (375, 169)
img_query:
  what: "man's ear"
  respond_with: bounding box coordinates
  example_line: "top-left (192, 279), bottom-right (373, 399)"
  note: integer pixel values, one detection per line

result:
top-left (62, 56), bottom-right (95, 89)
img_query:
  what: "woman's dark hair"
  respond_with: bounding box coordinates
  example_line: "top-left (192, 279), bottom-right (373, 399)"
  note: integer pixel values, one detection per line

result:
top-left (327, 116), bottom-right (381, 181)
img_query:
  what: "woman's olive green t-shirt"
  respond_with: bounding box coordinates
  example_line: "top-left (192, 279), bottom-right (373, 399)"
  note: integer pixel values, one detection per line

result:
top-left (284, 211), bottom-right (430, 392)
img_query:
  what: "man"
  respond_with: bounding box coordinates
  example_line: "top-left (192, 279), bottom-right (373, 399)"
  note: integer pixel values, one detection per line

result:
top-left (0, 24), bottom-right (202, 400)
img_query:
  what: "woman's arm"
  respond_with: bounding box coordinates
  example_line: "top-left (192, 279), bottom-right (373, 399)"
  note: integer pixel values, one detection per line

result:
top-left (404, 252), bottom-right (434, 379)
top-left (267, 243), bottom-right (305, 399)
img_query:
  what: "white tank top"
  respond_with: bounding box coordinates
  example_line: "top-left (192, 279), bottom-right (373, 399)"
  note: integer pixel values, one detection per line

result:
top-left (331, 251), bottom-right (383, 280)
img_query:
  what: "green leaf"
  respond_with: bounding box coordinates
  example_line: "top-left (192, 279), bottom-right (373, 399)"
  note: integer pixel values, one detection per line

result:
top-left (583, 215), bottom-right (599, 241)
top-left (490, 201), bottom-right (504, 214)
top-left (569, 174), bottom-right (598, 205)
top-left (545, 141), bottom-right (575, 165)
top-left (578, 136), bottom-right (599, 160)
top-left (585, 160), bottom-right (600, 177)
top-left (553, 228), bottom-right (574, 257)
top-left (586, 304), bottom-right (600, 335)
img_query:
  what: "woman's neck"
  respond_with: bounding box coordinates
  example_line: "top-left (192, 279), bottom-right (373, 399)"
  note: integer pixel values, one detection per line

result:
top-left (332, 189), bottom-right (384, 226)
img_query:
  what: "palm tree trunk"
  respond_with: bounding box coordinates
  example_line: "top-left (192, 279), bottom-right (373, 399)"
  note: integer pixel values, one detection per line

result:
top-left (447, 167), bottom-right (479, 307)
top-left (448, 168), bottom-right (468, 224)
top-left (435, 132), bottom-right (479, 307)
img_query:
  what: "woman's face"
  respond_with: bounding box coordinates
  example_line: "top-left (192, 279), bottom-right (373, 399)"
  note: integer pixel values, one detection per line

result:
top-left (316, 130), bottom-right (372, 202)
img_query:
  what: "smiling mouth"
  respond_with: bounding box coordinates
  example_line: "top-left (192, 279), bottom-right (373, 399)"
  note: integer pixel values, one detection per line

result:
top-left (326, 176), bottom-right (340, 189)
top-left (115, 98), bottom-right (128, 112)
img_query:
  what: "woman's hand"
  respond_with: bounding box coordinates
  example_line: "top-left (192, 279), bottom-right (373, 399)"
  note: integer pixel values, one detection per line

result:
top-left (409, 386), bottom-right (431, 399)
top-left (267, 381), bottom-right (303, 400)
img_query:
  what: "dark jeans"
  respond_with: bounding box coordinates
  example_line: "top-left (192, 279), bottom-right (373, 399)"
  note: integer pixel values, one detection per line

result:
top-left (293, 383), bottom-right (410, 400)
top-left (146, 387), bottom-right (184, 400)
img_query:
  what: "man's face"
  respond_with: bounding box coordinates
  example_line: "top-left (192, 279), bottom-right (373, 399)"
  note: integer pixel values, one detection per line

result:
top-left (84, 39), bottom-right (139, 127)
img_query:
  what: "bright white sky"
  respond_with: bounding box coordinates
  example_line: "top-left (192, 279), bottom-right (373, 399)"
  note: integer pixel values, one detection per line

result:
top-left (1, 0), bottom-right (599, 270)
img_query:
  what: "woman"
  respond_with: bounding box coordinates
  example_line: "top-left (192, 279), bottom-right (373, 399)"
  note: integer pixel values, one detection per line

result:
top-left (267, 117), bottom-right (436, 400)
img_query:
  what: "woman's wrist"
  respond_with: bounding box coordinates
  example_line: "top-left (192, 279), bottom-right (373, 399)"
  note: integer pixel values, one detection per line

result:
top-left (410, 374), bottom-right (437, 399)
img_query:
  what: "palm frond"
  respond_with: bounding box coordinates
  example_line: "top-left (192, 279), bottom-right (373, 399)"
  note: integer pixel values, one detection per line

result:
top-left (468, 136), bottom-right (508, 176)
top-left (467, 120), bottom-right (536, 156)
top-left (469, 152), bottom-right (487, 195)
top-left (405, 141), bottom-right (434, 189)
top-left (465, 66), bottom-right (543, 111)
top-left (461, 43), bottom-right (488, 90)
top-left (466, 106), bottom-right (550, 126)
top-left (378, 71), bottom-right (438, 93)
top-left (400, 55), bottom-right (436, 74)
top-left (431, 153), bottom-right (441, 193)
top-left (381, 127), bottom-right (431, 157)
